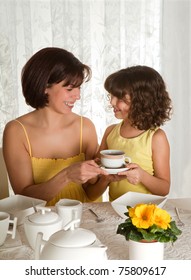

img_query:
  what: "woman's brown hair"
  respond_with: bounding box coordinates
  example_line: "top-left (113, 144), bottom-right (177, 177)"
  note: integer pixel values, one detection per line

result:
top-left (21, 47), bottom-right (91, 109)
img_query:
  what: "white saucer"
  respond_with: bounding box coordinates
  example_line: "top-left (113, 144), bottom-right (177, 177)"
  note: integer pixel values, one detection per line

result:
top-left (101, 166), bottom-right (129, 174)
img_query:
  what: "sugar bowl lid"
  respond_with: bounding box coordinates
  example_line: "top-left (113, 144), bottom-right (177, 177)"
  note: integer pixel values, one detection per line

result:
top-left (28, 207), bottom-right (59, 224)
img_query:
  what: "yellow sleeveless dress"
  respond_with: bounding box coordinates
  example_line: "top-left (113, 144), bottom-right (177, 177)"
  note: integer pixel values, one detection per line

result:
top-left (15, 117), bottom-right (101, 206)
top-left (106, 121), bottom-right (159, 201)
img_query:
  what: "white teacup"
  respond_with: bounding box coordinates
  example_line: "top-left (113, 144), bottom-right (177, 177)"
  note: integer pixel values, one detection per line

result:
top-left (0, 211), bottom-right (17, 246)
top-left (55, 199), bottom-right (82, 228)
top-left (100, 149), bottom-right (131, 169)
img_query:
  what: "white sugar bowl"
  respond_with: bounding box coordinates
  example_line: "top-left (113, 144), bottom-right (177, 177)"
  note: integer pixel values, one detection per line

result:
top-left (35, 219), bottom-right (108, 260)
top-left (24, 206), bottom-right (62, 249)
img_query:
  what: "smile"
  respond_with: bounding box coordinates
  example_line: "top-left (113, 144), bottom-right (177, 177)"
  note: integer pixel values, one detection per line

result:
top-left (64, 101), bottom-right (74, 106)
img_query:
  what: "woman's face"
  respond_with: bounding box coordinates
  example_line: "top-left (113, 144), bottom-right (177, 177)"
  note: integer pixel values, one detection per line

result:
top-left (109, 93), bottom-right (131, 120)
top-left (46, 80), bottom-right (81, 113)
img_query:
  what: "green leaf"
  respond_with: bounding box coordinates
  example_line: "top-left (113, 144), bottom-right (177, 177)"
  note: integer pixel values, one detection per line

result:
top-left (169, 221), bottom-right (182, 235)
top-left (129, 230), bottom-right (142, 242)
top-left (138, 229), bottom-right (156, 241)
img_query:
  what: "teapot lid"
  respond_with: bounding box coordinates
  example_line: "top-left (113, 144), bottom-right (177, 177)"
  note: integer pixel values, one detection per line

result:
top-left (49, 227), bottom-right (97, 247)
top-left (29, 207), bottom-right (59, 224)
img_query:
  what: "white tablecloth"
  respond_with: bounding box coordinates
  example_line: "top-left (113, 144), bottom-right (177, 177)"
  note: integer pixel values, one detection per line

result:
top-left (0, 199), bottom-right (191, 260)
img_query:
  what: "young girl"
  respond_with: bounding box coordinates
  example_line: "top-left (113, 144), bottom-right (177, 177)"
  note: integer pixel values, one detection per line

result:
top-left (96, 65), bottom-right (172, 201)
top-left (2, 47), bottom-right (107, 206)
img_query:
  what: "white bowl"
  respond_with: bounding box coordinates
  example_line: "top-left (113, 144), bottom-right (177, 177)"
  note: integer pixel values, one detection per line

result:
top-left (111, 192), bottom-right (167, 218)
top-left (0, 195), bottom-right (46, 225)
top-left (24, 207), bottom-right (63, 249)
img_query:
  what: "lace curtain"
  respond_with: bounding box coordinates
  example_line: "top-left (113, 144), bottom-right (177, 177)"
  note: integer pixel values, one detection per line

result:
top-left (0, 0), bottom-right (191, 198)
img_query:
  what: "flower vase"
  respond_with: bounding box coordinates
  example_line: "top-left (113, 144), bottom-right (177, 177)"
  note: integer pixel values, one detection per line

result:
top-left (128, 239), bottom-right (164, 260)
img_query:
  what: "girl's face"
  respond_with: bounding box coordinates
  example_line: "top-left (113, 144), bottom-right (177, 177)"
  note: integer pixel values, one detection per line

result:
top-left (46, 80), bottom-right (81, 113)
top-left (109, 93), bottom-right (131, 120)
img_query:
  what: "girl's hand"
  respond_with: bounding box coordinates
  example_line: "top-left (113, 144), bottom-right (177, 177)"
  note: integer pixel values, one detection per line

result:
top-left (118, 163), bottom-right (143, 185)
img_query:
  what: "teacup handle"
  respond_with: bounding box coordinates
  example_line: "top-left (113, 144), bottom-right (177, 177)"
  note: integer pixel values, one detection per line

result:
top-left (7, 217), bottom-right (17, 239)
top-left (124, 156), bottom-right (131, 164)
top-left (72, 209), bottom-right (81, 228)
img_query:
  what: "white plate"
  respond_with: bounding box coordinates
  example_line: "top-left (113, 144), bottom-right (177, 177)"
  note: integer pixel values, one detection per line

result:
top-left (111, 192), bottom-right (167, 218)
top-left (0, 195), bottom-right (46, 225)
top-left (101, 166), bottom-right (129, 174)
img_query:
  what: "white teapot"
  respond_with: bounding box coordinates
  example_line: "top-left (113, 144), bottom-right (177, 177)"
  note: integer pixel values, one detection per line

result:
top-left (24, 206), bottom-right (62, 249)
top-left (35, 219), bottom-right (108, 260)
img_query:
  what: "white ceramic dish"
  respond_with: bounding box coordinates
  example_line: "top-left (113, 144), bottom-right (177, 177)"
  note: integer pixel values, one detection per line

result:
top-left (111, 192), bottom-right (167, 218)
top-left (101, 166), bottom-right (129, 174)
top-left (0, 195), bottom-right (46, 225)
top-left (24, 207), bottom-right (63, 249)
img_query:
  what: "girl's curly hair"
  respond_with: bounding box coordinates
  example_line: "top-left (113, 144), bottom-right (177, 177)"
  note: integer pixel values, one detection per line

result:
top-left (104, 65), bottom-right (172, 130)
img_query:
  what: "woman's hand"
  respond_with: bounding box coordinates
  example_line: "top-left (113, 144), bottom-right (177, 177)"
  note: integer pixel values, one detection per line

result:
top-left (65, 160), bottom-right (108, 184)
top-left (103, 174), bottom-right (127, 182)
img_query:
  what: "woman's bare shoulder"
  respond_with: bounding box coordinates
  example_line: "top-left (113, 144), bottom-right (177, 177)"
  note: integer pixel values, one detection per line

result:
top-left (3, 113), bottom-right (35, 139)
top-left (4, 119), bottom-right (20, 133)
top-left (82, 115), bottom-right (94, 124)
top-left (81, 116), bottom-right (97, 131)
top-left (3, 119), bottom-right (26, 150)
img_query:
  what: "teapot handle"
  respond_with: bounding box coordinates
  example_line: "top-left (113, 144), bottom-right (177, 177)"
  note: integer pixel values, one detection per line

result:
top-left (63, 219), bottom-right (81, 231)
top-left (35, 232), bottom-right (46, 260)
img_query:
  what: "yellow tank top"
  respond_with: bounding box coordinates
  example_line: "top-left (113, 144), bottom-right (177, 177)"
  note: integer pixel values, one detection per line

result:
top-left (15, 117), bottom-right (101, 205)
top-left (107, 121), bottom-right (158, 201)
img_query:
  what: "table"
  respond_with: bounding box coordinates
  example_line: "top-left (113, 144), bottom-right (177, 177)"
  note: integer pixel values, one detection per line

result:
top-left (0, 198), bottom-right (191, 260)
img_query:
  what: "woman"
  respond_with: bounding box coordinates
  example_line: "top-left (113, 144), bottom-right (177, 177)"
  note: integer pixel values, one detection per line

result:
top-left (3, 47), bottom-right (107, 206)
